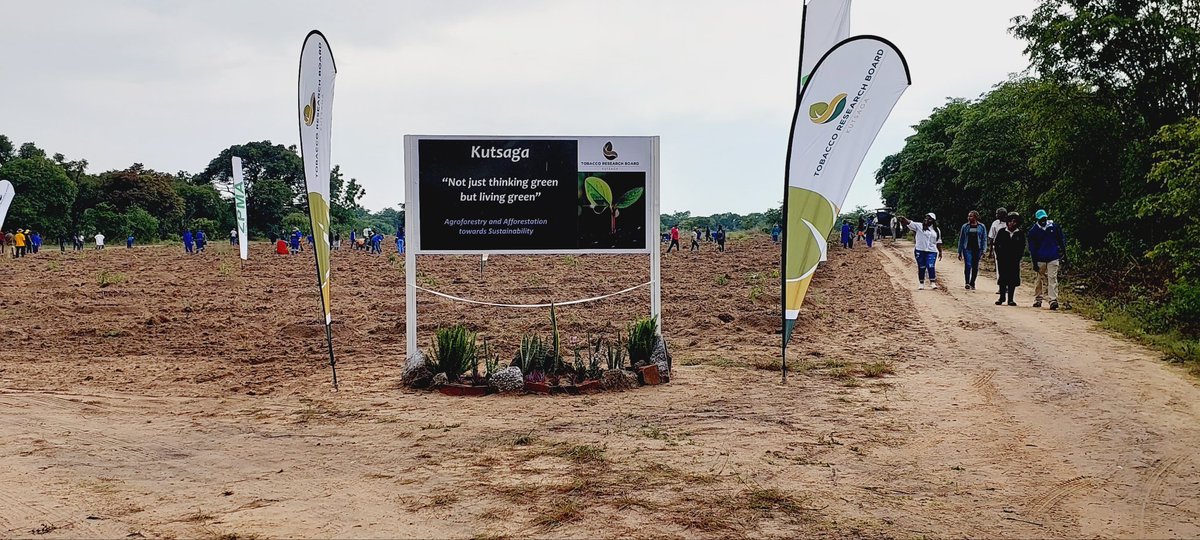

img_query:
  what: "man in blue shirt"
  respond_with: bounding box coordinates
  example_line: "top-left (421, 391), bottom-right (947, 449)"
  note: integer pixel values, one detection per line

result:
top-left (1027, 209), bottom-right (1067, 310)
top-left (182, 230), bottom-right (194, 254)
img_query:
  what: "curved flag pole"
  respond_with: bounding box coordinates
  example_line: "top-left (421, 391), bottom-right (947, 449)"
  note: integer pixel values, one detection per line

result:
top-left (298, 30), bottom-right (339, 390)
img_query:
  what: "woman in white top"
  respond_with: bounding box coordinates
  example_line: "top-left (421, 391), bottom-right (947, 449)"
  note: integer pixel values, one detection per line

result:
top-left (898, 213), bottom-right (943, 290)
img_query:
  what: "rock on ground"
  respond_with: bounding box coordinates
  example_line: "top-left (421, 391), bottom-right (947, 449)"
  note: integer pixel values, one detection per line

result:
top-left (401, 351), bottom-right (433, 388)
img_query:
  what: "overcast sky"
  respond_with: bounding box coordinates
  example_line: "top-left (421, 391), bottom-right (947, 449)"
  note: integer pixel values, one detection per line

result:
top-left (0, 0), bottom-right (1038, 215)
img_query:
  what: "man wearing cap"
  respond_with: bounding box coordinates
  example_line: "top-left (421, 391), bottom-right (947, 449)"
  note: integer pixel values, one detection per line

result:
top-left (1027, 209), bottom-right (1067, 310)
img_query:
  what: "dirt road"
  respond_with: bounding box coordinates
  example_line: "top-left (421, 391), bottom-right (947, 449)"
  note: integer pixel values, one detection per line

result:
top-left (873, 241), bottom-right (1200, 538)
top-left (1, 238), bottom-right (1198, 538)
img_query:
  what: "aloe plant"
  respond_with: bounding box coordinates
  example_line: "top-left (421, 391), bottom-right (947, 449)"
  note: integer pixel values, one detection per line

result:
top-left (549, 303), bottom-right (562, 375)
top-left (627, 316), bottom-right (658, 363)
top-left (519, 334), bottom-right (546, 372)
top-left (606, 335), bottom-right (627, 371)
top-left (584, 176), bottom-right (644, 234)
top-left (427, 325), bottom-right (476, 382)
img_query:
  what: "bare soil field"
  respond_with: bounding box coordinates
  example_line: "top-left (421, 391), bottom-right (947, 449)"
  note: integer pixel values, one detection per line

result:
top-left (1, 236), bottom-right (1198, 539)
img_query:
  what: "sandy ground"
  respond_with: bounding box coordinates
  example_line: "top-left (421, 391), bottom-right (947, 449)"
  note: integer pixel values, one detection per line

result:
top-left (0, 236), bottom-right (1197, 539)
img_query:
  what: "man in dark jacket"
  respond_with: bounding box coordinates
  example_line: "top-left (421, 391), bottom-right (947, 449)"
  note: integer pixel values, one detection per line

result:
top-left (1027, 209), bottom-right (1067, 310)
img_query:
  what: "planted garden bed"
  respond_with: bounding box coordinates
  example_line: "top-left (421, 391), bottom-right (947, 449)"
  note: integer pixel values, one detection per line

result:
top-left (401, 306), bottom-right (670, 396)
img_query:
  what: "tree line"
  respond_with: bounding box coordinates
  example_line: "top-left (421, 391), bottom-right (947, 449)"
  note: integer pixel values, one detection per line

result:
top-left (0, 138), bottom-right (404, 243)
top-left (876, 0), bottom-right (1199, 336)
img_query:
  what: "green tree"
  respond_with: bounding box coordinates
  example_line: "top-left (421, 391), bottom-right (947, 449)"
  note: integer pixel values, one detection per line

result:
top-left (1138, 117), bottom-right (1200, 279)
top-left (175, 181), bottom-right (232, 234)
top-left (281, 212), bottom-right (311, 235)
top-left (81, 202), bottom-right (127, 237)
top-left (0, 134), bottom-right (13, 165)
top-left (198, 141), bottom-right (304, 197)
top-left (0, 156), bottom-right (77, 237)
top-left (17, 142), bottom-right (45, 160)
top-left (1011, 0), bottom-right (1200, 131)
top-left (250, 179), bottom-right (294, 238)
top-left (124, 206), bottom-right (160, 242)
top-left (95, 164), bottom-right (184, 239)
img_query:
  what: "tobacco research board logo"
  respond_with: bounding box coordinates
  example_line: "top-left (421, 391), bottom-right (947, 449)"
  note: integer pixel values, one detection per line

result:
top-left (602, 141), bottom-right (618, 160)
top-left (303, 93), bottom-right (316, 126)
top-left (809, 93), bottom-right (848, 124)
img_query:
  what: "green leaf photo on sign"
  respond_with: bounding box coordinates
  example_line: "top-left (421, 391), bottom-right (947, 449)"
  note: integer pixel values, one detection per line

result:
top-left (614, 187), bottom-right (643, 209)
top-left (584, 176), bottom-right (613, 208)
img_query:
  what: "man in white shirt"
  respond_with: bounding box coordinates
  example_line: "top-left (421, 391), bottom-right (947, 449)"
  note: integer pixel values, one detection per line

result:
top-left (988, 207), bottom-right (1008, 294)
top-left (94, 233), bottom-right (105, 250)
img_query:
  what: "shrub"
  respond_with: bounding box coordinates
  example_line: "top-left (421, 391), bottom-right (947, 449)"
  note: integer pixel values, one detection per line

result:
top-left (627, 316), bottom-right (658, 362)
top-left (426, 325), bottom-right (476, 382)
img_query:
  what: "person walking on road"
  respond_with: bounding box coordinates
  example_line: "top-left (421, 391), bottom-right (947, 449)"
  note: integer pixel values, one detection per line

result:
top-left (1028, 209), bottom-right (1067, 310)
top-left (993, 212), bottom-right (1025, 306)
top-left (898, 213), bottom-right (943, 290)
top-left (958, 210), bottom-right (988, 290)
top-left (182, 229), bottom-right (194, 254)
top-left (667, 225), bottom-right (681, 253)
top-left (690, 227), bottom-right (701, 251)
top-left (865, 216), bottom-right (876, 248)
top-left (716, 225), bottom-right (726, 252)
top-left (841, 220), bottom-right (853, 248)
top-left (988, 207), bottom-right (1008, 294)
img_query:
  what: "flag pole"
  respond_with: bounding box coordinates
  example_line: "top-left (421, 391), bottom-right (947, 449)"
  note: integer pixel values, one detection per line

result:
top-left (781, 2), bottom-right (809, 384)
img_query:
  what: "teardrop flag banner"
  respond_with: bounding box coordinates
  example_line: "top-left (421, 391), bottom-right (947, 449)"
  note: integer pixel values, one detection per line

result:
top-left (798, 0), bottom-right (852, 89)
top-left (781, 36), bottom-right (911, 379)
top-left (298, 30), bottom-right (338, 389)
top-left (0, 180), bottom-right (14, 232)
top-left (231, 157), bottom-right (249, 261)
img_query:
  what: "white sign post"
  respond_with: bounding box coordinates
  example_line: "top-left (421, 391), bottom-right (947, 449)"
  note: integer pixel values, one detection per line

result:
top-left (403, 135), bottom-right (661, 358)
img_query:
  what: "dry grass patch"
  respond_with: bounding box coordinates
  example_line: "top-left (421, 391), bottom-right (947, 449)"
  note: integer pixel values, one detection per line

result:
top-left (556, 444), bottom-right (606, 464)
top-left (532, 498), bottom-right (582, 529)
top-left (862, 361), bottom-right (895, 378)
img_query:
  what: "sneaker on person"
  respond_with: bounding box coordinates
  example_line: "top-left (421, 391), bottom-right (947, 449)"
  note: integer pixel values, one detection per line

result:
top-left (931, 282), bottom-right (938, 289)
top-left (995, 299), bottom-right (1003, 305)
top-left (1007, 301), bottom-right (1017, 306)
top-left (1033, 300), bottom-right (1042, 308)
top-left (918, 283), bottom-right (925, 290)
top-left (1050, 300), bottom-right (1059, 310)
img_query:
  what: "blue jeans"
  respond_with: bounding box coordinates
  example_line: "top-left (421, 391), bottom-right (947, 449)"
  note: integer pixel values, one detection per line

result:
top-left (915, 250), bottom-right (938, 282)
top-left (963, 248), bottom-right (981, 286)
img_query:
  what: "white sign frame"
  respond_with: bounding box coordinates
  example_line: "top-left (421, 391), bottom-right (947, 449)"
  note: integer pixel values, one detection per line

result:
top-left (403, 135), bottom-right (662, 357)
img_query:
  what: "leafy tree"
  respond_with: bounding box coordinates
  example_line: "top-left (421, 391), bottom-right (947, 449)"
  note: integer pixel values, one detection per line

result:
top-left (1138, 117), bottom-right (1200, 279)
top-left (281, 212), bottom-right (311, 235)
top-left (373, 207), bottom-right (405, 233)
top-left (1011, 0), bottom-right (1200, 131)
top-left (17, 142), bottom-right (45, 160)
top-left (0, 156), bottom-right (77, 237)
top-left (175, 181), bottom-right (232, 234)
top-left (877, 99), bottom-right (971, 231)
top-left (124, 206), bottom-right (160, 242)
top-left (81, 202), bottom-right (127, 237)
top-left (95, 164), bottom-right (184, 239)
top-left (249, 179), bottom-right (294, 237)
top-left (0, 134), bottom-right (13, 165)
top-left (198, 141), bottom-right (304, 197)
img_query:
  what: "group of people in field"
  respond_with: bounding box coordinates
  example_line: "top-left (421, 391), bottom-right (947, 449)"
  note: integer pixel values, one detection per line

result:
top-left (665, 224), bottom-right (727, 253)
top-left (258, 226), bottom-right (405, 256)
top-left (894, 207), bottom-right (1068, 310)
top-left (839, 216), bottom-right (880, 248)
top-left (2, 229), bottom-right (109, 257)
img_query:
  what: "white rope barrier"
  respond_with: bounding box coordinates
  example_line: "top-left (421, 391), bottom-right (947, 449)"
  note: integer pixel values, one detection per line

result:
top-left (413, 281), bottom-right (653, 308)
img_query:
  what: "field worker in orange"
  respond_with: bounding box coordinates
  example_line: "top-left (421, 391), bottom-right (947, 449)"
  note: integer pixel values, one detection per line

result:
top-left (14, 229), bottom-right (27, 258)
